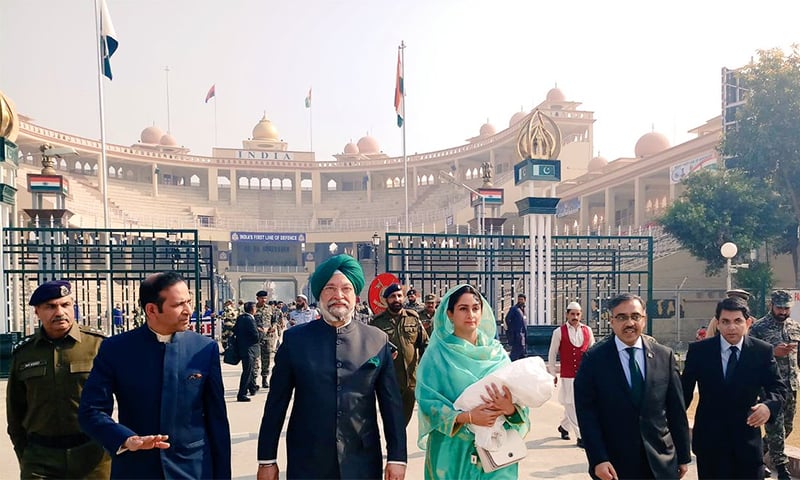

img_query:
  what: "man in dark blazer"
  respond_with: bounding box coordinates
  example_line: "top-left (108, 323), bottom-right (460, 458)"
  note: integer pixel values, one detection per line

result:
top-left (79, 272), bottom-right (231, 479)
top-left (575, 292), bottom-right (691, 480)
top-left (682, 296), bottom-right (787, 479)
top-left (234, 301), bottom-right (261, 401)
top-left (257, 254), bottom-right (407, 480)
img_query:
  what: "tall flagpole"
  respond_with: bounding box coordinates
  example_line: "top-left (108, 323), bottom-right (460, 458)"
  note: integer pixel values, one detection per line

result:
top-left (94, 0), bottom-right (111, 231)
top-left (400, 41), bottom-right (408, 234)
top-left (164, 66), bottom-right (171, 133)
top-left (93, 0), bottom-right (112, 333)
top-left (214, 91), bottom-right (218, 146)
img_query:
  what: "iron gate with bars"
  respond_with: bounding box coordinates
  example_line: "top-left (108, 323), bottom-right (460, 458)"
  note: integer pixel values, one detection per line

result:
top-left (2, 227), bottom-right (215, 336)
top-left (384, 232), bottom-right (653, 336)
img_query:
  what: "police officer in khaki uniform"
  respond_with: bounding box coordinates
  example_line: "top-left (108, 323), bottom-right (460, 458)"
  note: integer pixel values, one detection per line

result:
top-left (370, 283), bottom-right (429, 425)
top-left (6, 280), bottom-right (111, 479)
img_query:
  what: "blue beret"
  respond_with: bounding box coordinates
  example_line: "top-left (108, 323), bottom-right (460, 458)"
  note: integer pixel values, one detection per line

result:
top-left (383, 283), bottom-right (402, 298)
top-left (310, 254), bottom-right (365, 300)
top-left (29, 280), bottom-right (72, 306)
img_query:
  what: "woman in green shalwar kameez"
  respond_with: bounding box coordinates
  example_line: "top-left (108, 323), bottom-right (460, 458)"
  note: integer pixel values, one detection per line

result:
top-left (415, 285), bottom-right (530, 480)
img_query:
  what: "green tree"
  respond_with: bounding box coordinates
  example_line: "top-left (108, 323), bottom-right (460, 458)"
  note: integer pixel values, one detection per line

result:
top-left (659, 168), bottom-right (787, 275)
top-left (722, 46), bottom-right (800, 286)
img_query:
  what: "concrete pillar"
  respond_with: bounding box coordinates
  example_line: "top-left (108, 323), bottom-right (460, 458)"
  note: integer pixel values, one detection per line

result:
top-left (311, 171), bottom-right (321, 206)
top-left (230, 168), bottom-right (237, 204)
top-left (604, 187), bottom-right (615, 229)
top-left (295, 171), bottom-right (302, 206)
top-left (208, 166), bottom-right (218, 202)
top-left (579, 195), bottom-right (590, 230)
top-left (634, 177), bottom-right (645, 227)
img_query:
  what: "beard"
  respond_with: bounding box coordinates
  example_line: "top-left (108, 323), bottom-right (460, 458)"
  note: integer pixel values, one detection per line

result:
top-left (320, 300), bottom-right (354, 324)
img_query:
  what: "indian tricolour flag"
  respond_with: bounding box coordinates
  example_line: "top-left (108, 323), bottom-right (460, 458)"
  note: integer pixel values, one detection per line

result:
top-left (394, 51), bottom-right (404, 128)
top-left (29, 175), bottom-right (68, 194)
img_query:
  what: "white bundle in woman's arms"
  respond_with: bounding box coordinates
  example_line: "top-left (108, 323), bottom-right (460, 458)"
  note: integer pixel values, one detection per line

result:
top-left (455, 356), bottom-right (554, 411)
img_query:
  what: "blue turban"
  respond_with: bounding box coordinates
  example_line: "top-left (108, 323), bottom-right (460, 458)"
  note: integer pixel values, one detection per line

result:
top-left (310, 254), bottom-right (365, 300)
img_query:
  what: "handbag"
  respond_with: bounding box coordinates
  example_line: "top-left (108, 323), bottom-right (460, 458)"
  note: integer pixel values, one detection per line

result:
top-left (223, 335), bottom-right (241, 365)
top-left (474, 428), bottom-right (527, 473)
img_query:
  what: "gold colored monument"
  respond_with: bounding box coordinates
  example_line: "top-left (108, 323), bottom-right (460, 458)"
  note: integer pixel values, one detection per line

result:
top-left (515, 109), bottom-right (561, 160)
top-left (0, 90), bottom-right (20, 143)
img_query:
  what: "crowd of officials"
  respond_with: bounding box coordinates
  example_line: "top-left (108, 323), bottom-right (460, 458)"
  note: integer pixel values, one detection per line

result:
top-left (5, 255), bottom-right (800, 479)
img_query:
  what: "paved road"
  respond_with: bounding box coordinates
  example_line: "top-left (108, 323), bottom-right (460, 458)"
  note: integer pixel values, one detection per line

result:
top-left (1, 362), bottom-right (702, 479)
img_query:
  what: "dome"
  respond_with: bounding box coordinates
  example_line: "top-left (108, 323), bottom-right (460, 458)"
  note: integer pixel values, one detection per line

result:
top-left (343, 141), bottom-right (359, 154)
top-left (356, 135), bottom-right (380, 154)
top-left (140, 125), bottom-right (164, 144)
top-left (252, 114), bottom-right (279, 141)
top-left (479, 122), bottom-right (496, 137)
top-left (546, 87), bottom-right (566, 103)
top-left (634, 132), bottom-right (670, 158)
top-left (588, 155), bottom-right (608, 172)
top-left (160, 133), bottom-right (177, 146)
top-left (509, 111), bottom-right (527, 127)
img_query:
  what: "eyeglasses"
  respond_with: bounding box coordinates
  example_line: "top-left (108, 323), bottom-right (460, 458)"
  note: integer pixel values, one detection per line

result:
top-left (613, 313), bottom-right (644, 322)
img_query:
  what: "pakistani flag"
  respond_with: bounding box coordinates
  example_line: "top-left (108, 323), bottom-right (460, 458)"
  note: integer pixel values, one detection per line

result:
top-left (305, 88), bottom-right (312, 108)
top-left (99, 0), bottom-right (118, 80)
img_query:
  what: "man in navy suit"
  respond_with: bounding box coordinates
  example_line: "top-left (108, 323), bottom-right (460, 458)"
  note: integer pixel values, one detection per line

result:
top-left (575, 292), bottom-right (691, 480)
top-left (234, 301), bottom-right (261, 401)
top-left (79, 271), bottom-right (231, 479)
top-left (256, 254), bottom-right (406, 480)
top-left (682, 296), bottom-right (786, 479)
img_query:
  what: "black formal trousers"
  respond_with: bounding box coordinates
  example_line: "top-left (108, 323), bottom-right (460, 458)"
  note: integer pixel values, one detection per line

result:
top-left (238, 344), bottom-right (260, 398)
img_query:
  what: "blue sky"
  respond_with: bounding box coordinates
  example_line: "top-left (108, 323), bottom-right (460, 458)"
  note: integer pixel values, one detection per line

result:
top-left (2, 0), bottom-right (799, 162)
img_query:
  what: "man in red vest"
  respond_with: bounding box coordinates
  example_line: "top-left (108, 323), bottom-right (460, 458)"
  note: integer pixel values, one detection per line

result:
top-left (548, 301), bottom-right (595, 448)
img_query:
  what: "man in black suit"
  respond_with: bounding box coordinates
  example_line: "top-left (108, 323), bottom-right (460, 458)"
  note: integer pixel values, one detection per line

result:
top-left (256, 254), bottom-right (406, 480)
top-left (681, 296), bottom-right (787, 479)
top-left (233, 301), bottom-right (260, 402)
top-left (575, 292), bottom-right (691, 480)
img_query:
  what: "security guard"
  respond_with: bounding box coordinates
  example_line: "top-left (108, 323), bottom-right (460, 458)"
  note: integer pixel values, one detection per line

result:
top-left (418, 293), bottom-right (437, 336)
top-left (220, 299), bottom-right (238, 349)
top-left (370, 283), bottom-right (429, 425)
top-left (255, 291), bottom-right (276, 388)
top-left (6, 280), bottom-right (111, 479)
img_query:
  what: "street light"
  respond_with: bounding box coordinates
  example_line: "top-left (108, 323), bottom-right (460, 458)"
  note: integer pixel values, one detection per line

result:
top-left (720, 242), bottom-right (738, 291)
top-left (720, 242), bottom-right (750, 291)
top-left (371, 232), bottom-right (381, 277)
top-left (438, 171), bottom-right (485, 235)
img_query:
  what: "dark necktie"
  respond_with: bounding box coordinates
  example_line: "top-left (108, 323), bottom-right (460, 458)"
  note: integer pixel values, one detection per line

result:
top-left (626, 347), bottom-right (644, 405)
top-left (726, 345), bottom-right (739, 382)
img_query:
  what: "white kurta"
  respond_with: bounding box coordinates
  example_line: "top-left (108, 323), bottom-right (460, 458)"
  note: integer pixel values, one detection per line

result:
top-left (547, 323), bottom-right (595, 437)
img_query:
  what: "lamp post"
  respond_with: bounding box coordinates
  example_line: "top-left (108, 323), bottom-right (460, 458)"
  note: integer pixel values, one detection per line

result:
top-left (438, 171), bottom-right (485, 234)
top-left (720, 242), bottom-right (738, 291)
top-left (371, 233), bottom-right (381, 277)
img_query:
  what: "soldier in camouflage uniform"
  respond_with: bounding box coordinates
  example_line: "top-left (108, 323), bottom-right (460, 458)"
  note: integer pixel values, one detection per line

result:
top-left (254, 291), bottom-right (275, 388)
top-left (6, 280), bottom-right (111, 479)
top-left (220, 299), bottom-right (238, 350)
top-left (749, 290), bottom-right (800, 480)
top-left (370, 283), bottom-right (429, 425)
top-left (418, 293), bottom-right (437, 336)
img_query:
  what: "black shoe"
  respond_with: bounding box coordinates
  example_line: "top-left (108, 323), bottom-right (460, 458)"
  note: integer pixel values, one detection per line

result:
top-left (558, 426), bottom-right (570, 440)
top-left (248, 390), bottom-right (257, 396)
top-left (252, 385), bottom-right (260, 392)
top-left (576, 438), bottom-right (585, 449)
top-left (765, 466), bottom-right (772, 478)
top-left (237, 396), bottom-right (251, 402)
top-left (262, 380), bottom-right (269, 388)
top-left (776, 464), bottom-right (790, 480)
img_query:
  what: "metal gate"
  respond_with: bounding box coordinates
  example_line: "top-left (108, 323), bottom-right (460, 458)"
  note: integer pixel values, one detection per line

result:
top-left (385, 232), bottom-right (653, 336)
top-left (2, 227), bottom-right (215, 336)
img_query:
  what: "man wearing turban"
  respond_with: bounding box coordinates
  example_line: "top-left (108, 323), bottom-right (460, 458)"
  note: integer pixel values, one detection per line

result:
top-left (256, 254), bottom-right (407, 480)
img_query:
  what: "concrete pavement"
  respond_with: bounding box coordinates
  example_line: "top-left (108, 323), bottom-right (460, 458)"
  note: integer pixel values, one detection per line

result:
top-left (0, 361), bottom-right (707, 479)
